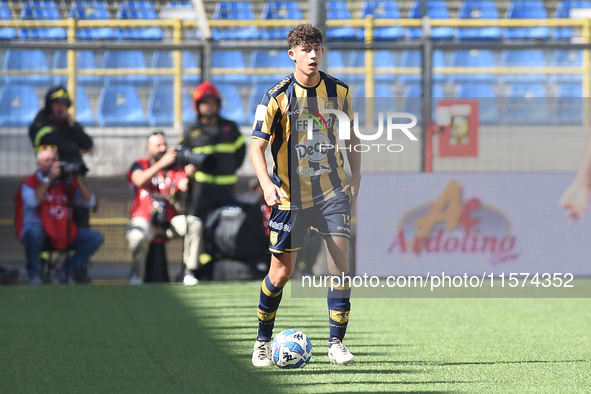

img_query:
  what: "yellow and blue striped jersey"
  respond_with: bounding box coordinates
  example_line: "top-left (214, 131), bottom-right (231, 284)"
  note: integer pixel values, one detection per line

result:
top-left (252, 71), bottom-right (353, 210)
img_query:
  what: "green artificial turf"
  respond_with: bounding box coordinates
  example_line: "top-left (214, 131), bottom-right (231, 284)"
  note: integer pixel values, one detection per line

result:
top-left (1, 282), bottom-right (590, 393)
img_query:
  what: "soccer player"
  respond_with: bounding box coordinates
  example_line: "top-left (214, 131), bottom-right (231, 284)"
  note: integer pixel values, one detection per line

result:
top-left (250, 24), bottom-right (361, 366)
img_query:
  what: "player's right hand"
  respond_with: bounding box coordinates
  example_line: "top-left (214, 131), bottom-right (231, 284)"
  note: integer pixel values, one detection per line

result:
top-left (263, 183), bottom-right (284, 207)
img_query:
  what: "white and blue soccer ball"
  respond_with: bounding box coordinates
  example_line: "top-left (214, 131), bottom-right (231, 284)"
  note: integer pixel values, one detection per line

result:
top-left (271, 329), bottom-right (313, 369)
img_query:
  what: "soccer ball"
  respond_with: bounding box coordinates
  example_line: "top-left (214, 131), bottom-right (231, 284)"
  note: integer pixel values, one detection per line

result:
top-left (271, 329), bottom-right (313, 369)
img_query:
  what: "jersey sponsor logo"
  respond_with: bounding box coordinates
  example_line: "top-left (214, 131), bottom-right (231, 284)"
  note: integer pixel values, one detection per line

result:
top-left (296, 164), bottom-right (332, 178)
top-left (255, 105), bottom-right (267, 122)
top-left (295, 132), bottom-right (332, 163)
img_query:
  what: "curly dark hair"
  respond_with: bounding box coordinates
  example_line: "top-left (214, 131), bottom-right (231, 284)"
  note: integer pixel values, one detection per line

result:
top-left (287, 23), bottom-right (323, 49)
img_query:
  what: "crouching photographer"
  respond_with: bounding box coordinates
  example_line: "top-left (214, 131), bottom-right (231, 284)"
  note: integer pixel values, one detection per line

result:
top-left (14, 146), bottom-right (104, 285)
top-left (178, 82), bottom-right (245, 284)
top-left (126, 131), bottom-right (197, 285)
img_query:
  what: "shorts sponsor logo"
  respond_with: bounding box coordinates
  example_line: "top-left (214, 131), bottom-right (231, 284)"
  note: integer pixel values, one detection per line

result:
top-left (270, 231), bottom-right (278, 246)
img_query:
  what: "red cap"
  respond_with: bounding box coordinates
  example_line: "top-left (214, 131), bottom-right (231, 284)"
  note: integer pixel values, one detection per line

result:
top-left (193, 82), bottom-right (221, 104)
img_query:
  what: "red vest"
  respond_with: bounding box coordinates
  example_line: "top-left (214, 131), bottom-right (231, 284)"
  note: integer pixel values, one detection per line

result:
top-left (14, 174), bottom-right (78, 250)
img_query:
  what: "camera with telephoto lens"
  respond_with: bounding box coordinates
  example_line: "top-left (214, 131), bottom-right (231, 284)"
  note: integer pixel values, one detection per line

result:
top-left (59, 161), bottom-right (88, 177)
top-left (174, 145), bottom-right (217, 172)
top-left (150, 194), bottom-right (168, 225)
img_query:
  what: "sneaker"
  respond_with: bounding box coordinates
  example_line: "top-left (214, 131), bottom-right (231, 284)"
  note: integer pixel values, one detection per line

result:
top-left (183, 269), bottom-right (199, 286)
top-left (28, 275), bottom-right (43, 285)
top-left (328, 338), bottom-right (355, 365)
top-left (73, 267), bottom-right (92, 284)
top-left (252, 340), bottom-right (273, 367)
top-left (57, 271), bottom-right (76, 285)
top-left (129, 275), bottom-right (143, 285)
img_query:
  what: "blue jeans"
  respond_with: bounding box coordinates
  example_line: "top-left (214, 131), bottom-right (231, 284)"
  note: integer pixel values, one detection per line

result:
top-left (23, 225), bottom-right (104, 279)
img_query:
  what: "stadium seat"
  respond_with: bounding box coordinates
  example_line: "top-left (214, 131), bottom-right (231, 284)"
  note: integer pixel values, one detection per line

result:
top-left (550, 49), bottom-right (583, 84)
top-left (554, 83), bottom-right (583, 125)
top-left (456, 1), bottom-right (502, 41)
top-left (75, 86), bottom-right (95, 126)
top-left (151, 51), bottom-right (201, 86)
top-left (164, 2), bottom-right (201, 40)
top-left (116, 1), bottom-right (163, 40)
top-left (0, 2), bottom-right (17, 40)
top-left (500, 49), bottom-right (546, 84)
top-left (261, 1), bottom-right (302, 40)
top-left (504, 1), bottom-right (551, 40)
top-left (326, 1), bottom-right (356, 40)
top-left (248, 84), bottom-right (271, 124)
top-left (249, 50), bottom-right (293, 84)
top-left (407, 1), bottom-right (453, 40)
top-left (211, 50), bottom-right (249, 85)
top-left (19, 1), bottom-right (66, 39)
top-left (502, 84), bottom-right (551, 125)
top-left (147, 85), bottom-right (194, 127)
top-left (2, 49), bottom-right (51, 87)
top-left (358, 1), bottom-right (404, 41)
top-left (212, 1), bottom-right (259, 40)
top-left (97, 85), bottom-right (147, 127)
top-left (401, 84), bottom-right (445, 124)
top-left (327, 50), bottom-right (347, 81)
top-left (353, 85), bottom-right (396, 126)
top-left (349, 50), bottom-right (397, 84)
top-left (69, 1), bottom-right (115, 40)
top-left (449, 49), bottom-right (496, 84)
top-left (0, 85), bottom-right (40, 127)
top-left (216, 84), bottom-right (247, 124)
top-left (53, 50), bottom-right (103, 87)
top-left (399, 50), bottom-right (445, 85)
top-left (454, 84), bottom-right (500, 125)
top-left (102, 50), bottom-right (151, 86)
top-left (554, 1), bottom-right (591, 40)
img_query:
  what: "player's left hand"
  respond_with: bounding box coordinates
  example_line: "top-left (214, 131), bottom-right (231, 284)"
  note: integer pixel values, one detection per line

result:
top-left (559, 179), bottom-right (590, 223)
top-left (342, 174), bottom-right (361, 206)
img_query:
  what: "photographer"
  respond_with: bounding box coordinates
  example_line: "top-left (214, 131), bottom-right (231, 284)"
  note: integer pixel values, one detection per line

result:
top-left (178, 82), bottom-right (245, 284)
top-left (126, 131), bottom-right (195, 285)
top-left (14, 146), bottom-right (104, 285)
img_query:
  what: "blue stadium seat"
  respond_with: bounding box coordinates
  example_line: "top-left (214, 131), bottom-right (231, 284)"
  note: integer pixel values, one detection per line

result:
top-left (151, 51), bottom-right (201, 86)
top-left (550, 49), bottom-right (583, 84)
top-left (399, 50), bottom-right (445, 85)
top-left (69, 1), bottom-right (115, 40)
top-left (212, 1), bottom-right (259, 40)
top-left (116, 1), bottom-right (163, 40)
top-left (504, 1), bottom-right (551, 40)
top-left (19, 1), bottom-right (66, 39)
top-left (500, 49), bottom-right (546, 84)
top-left (217, 84), bottom-right (246, 124)
top-left (407, 1), bottom-right (453, 40)
top-left (0, 85), bottom-right (39, 127)
top-left (554, 83), bottom-right (583, 125)
top-left (97, 85), bottom-right (147, 127)
top-left (349, 50), bottom-right (397, 84)
top-left (2, 49), bottom-right (51, 87)
top-left (0, 2), bottom-right (17, 40)
top-left (326, 1), bottom-right (356, 40)
top-left (53, 50), bottom-right (103, 87)
top-left (75, 86), bottom-right (95, 126)
top-left (456, 1), bottom-right (502, 41)
top-left (147, 85), bottom-right (194, 127)
top-left (454, 84), bottom-right (500, 125)
top-left (401, 84), bottom-right (445, 124)
top-left (211, 51), bottom-right (249, 85)
top-left (249, 50), bottom-right (293, 84)
top-left (502, 84), bottom-right (550, 125)
top-left (358, 1), bottom-right (404, 41)
top-left (164, 2), bottom-right (201, 40)
top-left (248, 84), bottom-right (271, 125)
top-left (327, 50), bottom-right (346, 81)
top-left (449, 49), bottom-right (496, 84)
top-left (261, 1), bottom-right (302, 40)
top-left (102, 50), bottom-right (151, 86)
top-left (554, 1), bottom-right (591, 39)
top-left (353, 85), bottom-right (395, 125)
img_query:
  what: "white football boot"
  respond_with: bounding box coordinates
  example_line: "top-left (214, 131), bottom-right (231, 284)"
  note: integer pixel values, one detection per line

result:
top-left (182, 269), bottom-right (199, 286)
top-left (252, 340), bottom-right (273, 367)
top-left (328, 338), bottom-right (355, 365)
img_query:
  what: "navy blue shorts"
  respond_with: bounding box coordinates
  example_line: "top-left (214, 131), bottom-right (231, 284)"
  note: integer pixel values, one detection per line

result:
top-left (268, 189), bottom-right (351, 254)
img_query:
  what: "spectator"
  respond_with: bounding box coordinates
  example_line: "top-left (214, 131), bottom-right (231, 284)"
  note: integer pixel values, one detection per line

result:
top-left (126, 131), bottom-right (195, 285)
top-left (14, 146), bottom-right (104, 285)
top-left (178, 82), bottom-right (245, 285)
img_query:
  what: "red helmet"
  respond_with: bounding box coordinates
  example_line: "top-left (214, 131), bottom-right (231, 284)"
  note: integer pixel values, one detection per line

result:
top-left (193, 82), bottom-right (221, 108)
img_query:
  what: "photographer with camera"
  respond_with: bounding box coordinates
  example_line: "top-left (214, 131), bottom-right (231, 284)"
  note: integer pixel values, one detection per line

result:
top-left (126, 131), bottom-right (196, 285)
top-left (178, 82), bottom-right (245, 284)
top-left (14, 146), bottom-right (104, 284)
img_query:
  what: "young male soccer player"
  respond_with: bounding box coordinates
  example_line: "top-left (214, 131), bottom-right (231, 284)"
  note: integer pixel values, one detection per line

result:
top-left (250, 23), bottom-right (361, 366)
